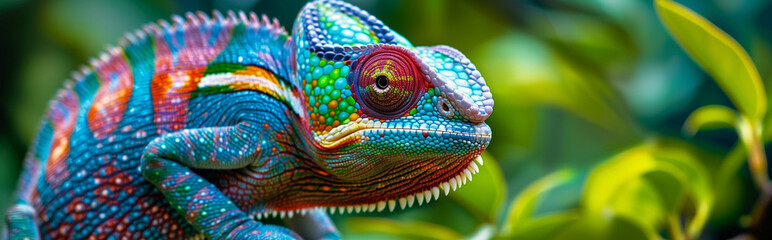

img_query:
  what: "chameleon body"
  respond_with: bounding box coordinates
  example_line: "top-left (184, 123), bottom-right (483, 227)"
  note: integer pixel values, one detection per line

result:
top-left (5, 0), bottom-right (493, 239)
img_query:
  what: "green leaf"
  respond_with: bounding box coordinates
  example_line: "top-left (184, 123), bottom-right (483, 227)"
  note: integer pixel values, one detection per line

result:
top-left (476, 32), bottom-right (631, 132)
top-left (604, 175), bottom-right (672, 229)
top-left (551, 214), bottom-right (658, 240)
top-left (683, 105), bottom-right (739, 136)
top-left (582, 140), bottom-right (714, 238)
top-left (657, 0), bottom-right (769, 202)
top-left (643, 171), bottom-right (684, 214)
top-left (501, 211), bottom-right (580, 240)
top-left (500, 169), bottom-right (576, 237)
top-left (529, 11), bottom-right (636, 68)
top-left (451, 152), bottom-right (507, 223)
top-left (655, 0), bottom-right (767, 120)
top-left (651, 143), bottom-right (714, 237)
top-left (716, 144), bottom-right (746, 194)
top-left (345, 217), bottom-right (463, 240)
top-left (583, 146), bottom-right (657, 214)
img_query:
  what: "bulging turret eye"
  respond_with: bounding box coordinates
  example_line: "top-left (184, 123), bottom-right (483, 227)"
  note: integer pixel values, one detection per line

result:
top-left (353, 48), bottom-right (425, 119)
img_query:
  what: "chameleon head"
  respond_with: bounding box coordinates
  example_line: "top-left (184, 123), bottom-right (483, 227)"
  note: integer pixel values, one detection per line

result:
top-left (289, 0), bottom-right (493, 211)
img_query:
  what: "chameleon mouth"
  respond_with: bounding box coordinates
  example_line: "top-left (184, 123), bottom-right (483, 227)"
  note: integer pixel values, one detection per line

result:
top-left (314, 118), bottom-right (492, 148)
top-left (251, 154), bottom-right (484, 219)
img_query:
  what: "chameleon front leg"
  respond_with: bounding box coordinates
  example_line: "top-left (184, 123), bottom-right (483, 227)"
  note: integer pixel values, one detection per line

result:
top-left (5, 203), bottom-right (39, 240)
top-left (285, 209), bottom-right (341, 240)
top-left (140, 121), bottom-right (296, 239)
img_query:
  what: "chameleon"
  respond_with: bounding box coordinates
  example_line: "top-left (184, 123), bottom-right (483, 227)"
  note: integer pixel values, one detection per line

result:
top-left (4, 0), bottom-right (494, 239)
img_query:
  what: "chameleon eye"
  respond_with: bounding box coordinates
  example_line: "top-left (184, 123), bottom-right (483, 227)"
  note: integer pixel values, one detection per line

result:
top-left (353, 48), bottom-right (425, 119)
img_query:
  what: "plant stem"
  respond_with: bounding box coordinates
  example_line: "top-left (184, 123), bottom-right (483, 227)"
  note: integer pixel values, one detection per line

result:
top-left (742, 119), bottom-right (772, 233)
top-left (668, 214), bottom-right (686, 240)
top-left (751, 186), bottom-right (772, 225)
top-left (748, 136), bottom-right (769, 190)
top-left (739, 118), bottom-right (769, 190)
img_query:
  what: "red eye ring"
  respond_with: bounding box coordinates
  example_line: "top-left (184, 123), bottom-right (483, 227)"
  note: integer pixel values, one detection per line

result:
top-left (351, 48), bottom-right (425, 119)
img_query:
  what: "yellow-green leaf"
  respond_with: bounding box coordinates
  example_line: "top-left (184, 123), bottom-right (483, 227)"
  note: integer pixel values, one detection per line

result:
top-left (607, 175), bottom-right (672, 229)
top-left (656, 0), bottom-right (766, 120)
top-left (501, 211), bottom-right (580, 240)
top-left (551, 214), bottom-right (658, 240)
top-left (500, 169), bottom-right (576, 237)
top-left (653, 151), bottom-right (713, 237)
top-left (345, 217), bottom-right (463, 240)
top-left (583, 146), bottom-right (657, 214)
top-left (683, 105), bottom-right (739, 136)
top-left (582, 140), bottom-right (714, 238)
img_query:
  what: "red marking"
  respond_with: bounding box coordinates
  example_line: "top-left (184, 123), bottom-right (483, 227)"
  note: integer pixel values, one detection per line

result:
top-left (66, 199), bottom-right (87, 222)
top-left (88, 48), bottom-right (133, 139)
top-left (150, 66), bottom-right (205, 135)
top-left (313, 168), bottom-right (330, 176)
top-left (150, 21), bottom-right (232, 135)
top-left (51, 222), bottom-right (73, 239)
top-left (425, 79), bottom-right (435, 88)
top-left (291, 48), bottom-right (297, 73)
top-left (380, 133), bottom-right (385, 137)
top-left (45, 89), bottom-right (79, 187)
top-left (422, 131), bottom-right (429, 138)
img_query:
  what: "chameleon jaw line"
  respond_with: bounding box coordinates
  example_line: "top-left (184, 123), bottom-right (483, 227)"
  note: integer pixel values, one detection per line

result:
top-left (252, 155), bottom-right (484, 220)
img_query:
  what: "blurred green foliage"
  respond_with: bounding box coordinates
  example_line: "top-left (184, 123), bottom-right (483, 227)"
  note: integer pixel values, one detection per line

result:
top-left (3, 0), bottom-right (772, 239)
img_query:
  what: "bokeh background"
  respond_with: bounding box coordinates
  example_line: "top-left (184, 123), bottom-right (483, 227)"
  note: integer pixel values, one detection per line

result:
top-left (2, 0), bottom-right (771, 239)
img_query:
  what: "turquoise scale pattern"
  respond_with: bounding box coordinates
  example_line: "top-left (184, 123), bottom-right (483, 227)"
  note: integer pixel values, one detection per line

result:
top-left (5, 0), bottom-right (493, 239)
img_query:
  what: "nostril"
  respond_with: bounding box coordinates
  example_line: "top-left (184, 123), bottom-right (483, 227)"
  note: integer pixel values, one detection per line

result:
top-left (436, 97), bottom-right (454, 117)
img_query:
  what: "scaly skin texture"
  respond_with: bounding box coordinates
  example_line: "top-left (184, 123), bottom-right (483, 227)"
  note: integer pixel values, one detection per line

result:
top-left (4, 0), bottom-right (493, 239)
